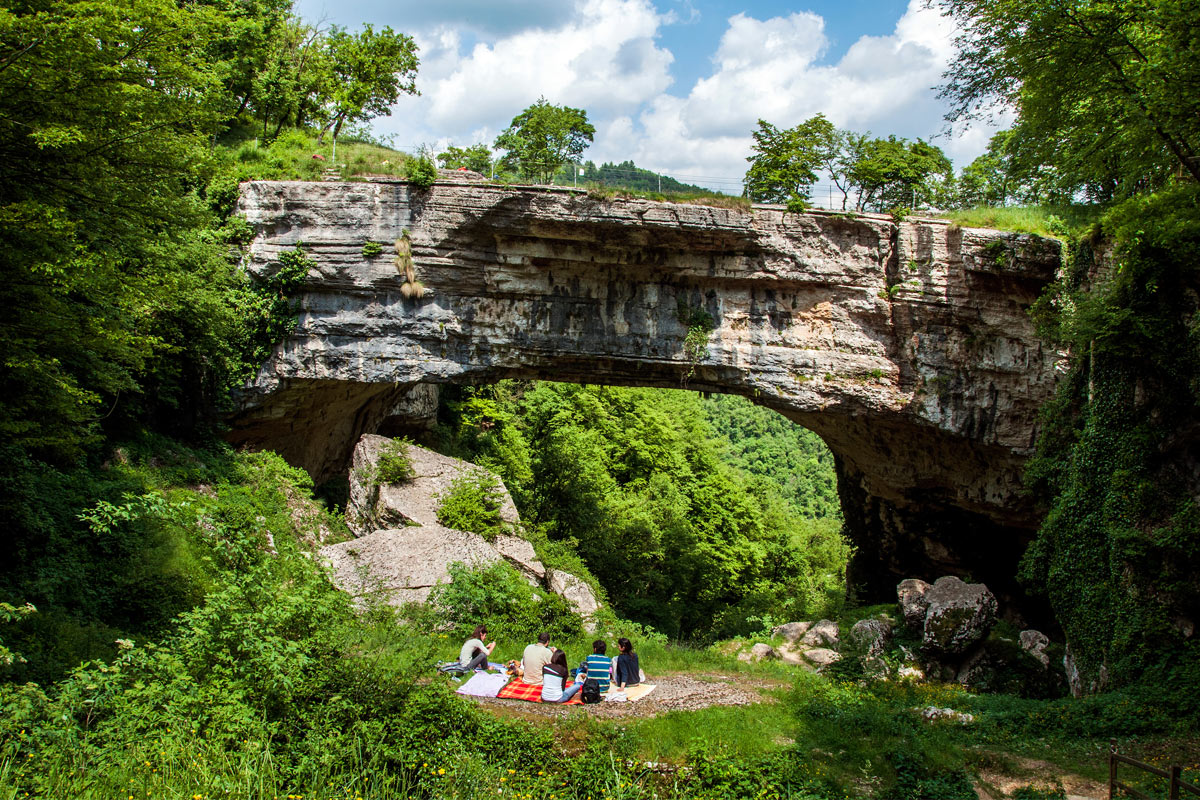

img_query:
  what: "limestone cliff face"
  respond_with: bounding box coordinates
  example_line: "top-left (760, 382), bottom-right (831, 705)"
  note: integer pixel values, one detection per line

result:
top-left (230, 177), bottom-right (1063, 604)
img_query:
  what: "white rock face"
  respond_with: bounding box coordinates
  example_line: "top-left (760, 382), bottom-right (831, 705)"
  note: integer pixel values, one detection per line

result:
top-left (231, 179), bottom-right (1063, 591)
top-left (323, 434), bottom-right (559, 607)
top-left (546, 569), bottom-right (601, 617)
top-left (322, 524), bottom-right (500, 605)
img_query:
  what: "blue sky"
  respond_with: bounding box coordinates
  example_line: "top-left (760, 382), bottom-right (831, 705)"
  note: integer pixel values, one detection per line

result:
top-left (293, 0), bottom-right (1001, 194)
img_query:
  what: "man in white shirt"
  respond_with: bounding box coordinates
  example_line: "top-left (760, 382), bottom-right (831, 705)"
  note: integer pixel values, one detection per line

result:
top-left (520, 632), bottom-right (553, 685)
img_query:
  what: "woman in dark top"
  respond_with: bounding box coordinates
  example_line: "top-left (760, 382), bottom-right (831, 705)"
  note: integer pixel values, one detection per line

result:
top-left (614, 637), bottom-right (640, 690)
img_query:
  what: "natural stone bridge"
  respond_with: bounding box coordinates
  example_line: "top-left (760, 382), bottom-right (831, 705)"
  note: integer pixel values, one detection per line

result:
top-left (230, 177), bottom-right (1064, 604)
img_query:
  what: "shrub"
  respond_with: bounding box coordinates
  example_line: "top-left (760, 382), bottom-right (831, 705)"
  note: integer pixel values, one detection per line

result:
top-left (361, 240), bottom-right (383, 258)
top-left (405, 151), bottom-right (437, 189)
top-left (375, 439), bottom-right (416, 484)
top-left (436, 469), bottom-right (506, 540)
top-left (428, 561), bottom-right (583, 644)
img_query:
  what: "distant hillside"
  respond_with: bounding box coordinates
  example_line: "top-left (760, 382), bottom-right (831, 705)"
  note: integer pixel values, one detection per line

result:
top-left (552, 159), bottom-right (721, 195)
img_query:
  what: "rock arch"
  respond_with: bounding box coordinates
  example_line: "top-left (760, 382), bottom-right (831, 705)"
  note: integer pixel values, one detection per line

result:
top-left (230, 177), bottom-right (1063, 603)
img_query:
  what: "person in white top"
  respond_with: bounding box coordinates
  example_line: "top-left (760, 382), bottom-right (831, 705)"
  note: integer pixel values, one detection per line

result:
top-left (521, 632), bottom-right (553, 685)
top-left (458, 624), bottom-right (495, 670)
top-left (541, 649), bottom-right (584, 703)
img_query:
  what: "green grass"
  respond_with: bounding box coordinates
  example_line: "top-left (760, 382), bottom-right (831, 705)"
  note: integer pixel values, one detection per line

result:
top-left (935, 205), bottom-right (1104, 238)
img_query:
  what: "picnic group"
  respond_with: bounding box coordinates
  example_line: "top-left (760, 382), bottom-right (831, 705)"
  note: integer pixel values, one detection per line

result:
top-left (446, 625), bottom-right (654, 704)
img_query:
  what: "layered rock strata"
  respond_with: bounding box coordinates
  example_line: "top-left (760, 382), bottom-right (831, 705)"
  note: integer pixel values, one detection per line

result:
top-left (231, 177), bottom-right (1063, 600)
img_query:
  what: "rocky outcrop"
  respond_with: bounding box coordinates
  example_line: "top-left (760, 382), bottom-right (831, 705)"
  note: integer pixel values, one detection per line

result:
top-left (800, 619), bottom-right (840, 649)
top-left (1019, 629), bottom-right (1051, 668)
top-left (738, 643), bottom-right (778, 663)
top-left (897, 578), bottom-right (933, 630)
top-left (546, 569), bottom-right (602, 617)
top-left (324, 434), bottom-right (552, 605)
top-left (849, 617), bottom-right (894, 657)
top-left (920, 576), bottom-right (998, 656)
top-left (230, 178), bottom-right (1063, 598)
top-left (322, 524), bottom-right (501, 604)
top-left (772, 621), bottom-right (813, 643)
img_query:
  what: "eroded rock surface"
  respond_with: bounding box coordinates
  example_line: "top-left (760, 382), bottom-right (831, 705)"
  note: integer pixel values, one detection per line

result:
top-left (325, 434), bottom-right (546, 604)
top-left (231, 178), bottom-right (1063, 597)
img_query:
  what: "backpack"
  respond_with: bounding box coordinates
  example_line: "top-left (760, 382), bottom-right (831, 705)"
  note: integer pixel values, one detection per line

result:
top-left (581, 677), bottom-right (602, 704)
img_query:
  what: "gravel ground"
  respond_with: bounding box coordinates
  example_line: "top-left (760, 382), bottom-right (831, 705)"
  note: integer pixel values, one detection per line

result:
top-left (464, 673), bottom-right (775, 719)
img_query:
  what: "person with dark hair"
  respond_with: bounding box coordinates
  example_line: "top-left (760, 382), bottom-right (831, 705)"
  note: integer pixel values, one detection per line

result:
top-left (582, 639), bottom-right (612, 693)
top-left (614, 637), bottom-right (640, 690)
top-left (541, 649), bottom-right (584, 703)
top-left (458, 624), bottom-right (495, 671)
top-left (521, 631), bottom-right (553, 685)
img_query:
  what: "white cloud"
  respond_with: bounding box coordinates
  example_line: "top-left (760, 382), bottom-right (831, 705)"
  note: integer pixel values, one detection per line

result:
top-left (382, 0), bottom-right (673, 147)
top-left (375, 0), bottom-right (999, 190)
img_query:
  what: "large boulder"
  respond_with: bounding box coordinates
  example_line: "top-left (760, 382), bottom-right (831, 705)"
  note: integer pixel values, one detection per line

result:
top-left (546, 569), bottom-right (601, 617)
top-left (772, 621), bottom-right (814, 644)
top-left (1019, 629), bottom-right (1051, 668)
top-left (921, 576), bottom-right (997, 656)
top-left (849, 617), bottom-right (894, 657)
top-left (347, 435), bottom-right (521, 530)
top-left (897, 578), bottom-right (933, 630)
top-left (322, 524), bottom-right (500, 605)
top-left (802, 648), bottom-right (841, 669)
top-left (800, 619), bottom-right (840, 648)
top-left (738, 643), bottom-right (777, 663)
top-left (345, 435), bottom-right (543, 581)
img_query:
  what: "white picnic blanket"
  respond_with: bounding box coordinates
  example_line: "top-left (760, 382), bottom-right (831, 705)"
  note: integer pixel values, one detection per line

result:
top-left (456, 671), bottom-right (510, 697)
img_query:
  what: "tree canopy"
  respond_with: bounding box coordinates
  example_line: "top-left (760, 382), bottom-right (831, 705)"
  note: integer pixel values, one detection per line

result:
top-left (935, 0), bottom-right (1200, 199)
top-left (743, 115), bottom-right (952, 212)
top-left (493, 98), bottom-right (594, 184)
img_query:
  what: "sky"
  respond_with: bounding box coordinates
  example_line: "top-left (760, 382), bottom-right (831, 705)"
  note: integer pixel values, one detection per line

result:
top-left (294, 0), bottom-right (1006, 195)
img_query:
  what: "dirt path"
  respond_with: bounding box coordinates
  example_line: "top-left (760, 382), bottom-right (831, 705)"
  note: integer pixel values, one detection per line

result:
top-left (463, 672), bottom-right (781, 720)
top-left (975, 753), bottom-right (1107, 800)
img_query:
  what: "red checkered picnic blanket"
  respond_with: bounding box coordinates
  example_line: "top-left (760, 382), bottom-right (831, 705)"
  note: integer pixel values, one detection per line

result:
top-left (496, 679), bottom-right (583, 705)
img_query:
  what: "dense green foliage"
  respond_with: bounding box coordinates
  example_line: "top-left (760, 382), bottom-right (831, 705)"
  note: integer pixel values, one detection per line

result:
top-left (744, 114), bottom-right (953, 212)
top-left (926, 0), bottom-right (1200, 691)
top-left (937, 0), bottom-right (1200, 199)
top-left (494, 97), bottom-right (595, 184)
top-left (375, 438), bottom-right (416, 484)
top-left (1021, 187), bottom-right (1200, 688)
top-left (436, 383), bottom-right (848, 640)
top-left (435, 469), bottom-right (507, 540)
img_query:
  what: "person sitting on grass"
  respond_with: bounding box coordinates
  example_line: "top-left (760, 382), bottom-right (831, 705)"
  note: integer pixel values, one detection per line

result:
top-left (521, 632), bottom-right (554, 686)
top-left (614, 637), bottom-right (640, 690)
top-left (581, 639), bottom-right (612, 693)
top-left (458, 624), bottom-right (495, 671)
top-left (541, 649), bottom-right (584, 703)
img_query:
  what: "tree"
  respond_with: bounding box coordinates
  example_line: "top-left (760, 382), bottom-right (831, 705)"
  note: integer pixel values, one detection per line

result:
top-left (934, 0), bottom-right (1200, 196)
top-left (848, 136), bottom-right (952, 212)
top-left (437, 144), bottom-right (493, 175)
top-left (493, 98), bottom-right (594, 184)
top-left (319, 24), bottom-right (419, 144)
top-left (744, 115), bottom-right (840, 204)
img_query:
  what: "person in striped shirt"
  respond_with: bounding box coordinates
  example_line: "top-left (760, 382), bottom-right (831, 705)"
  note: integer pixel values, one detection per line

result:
top-left (581, 639), bottom-right (612, 693)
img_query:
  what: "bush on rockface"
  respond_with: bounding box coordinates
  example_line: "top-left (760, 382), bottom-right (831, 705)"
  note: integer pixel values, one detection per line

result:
top-left (427, 561), bottom-right (584, 646)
